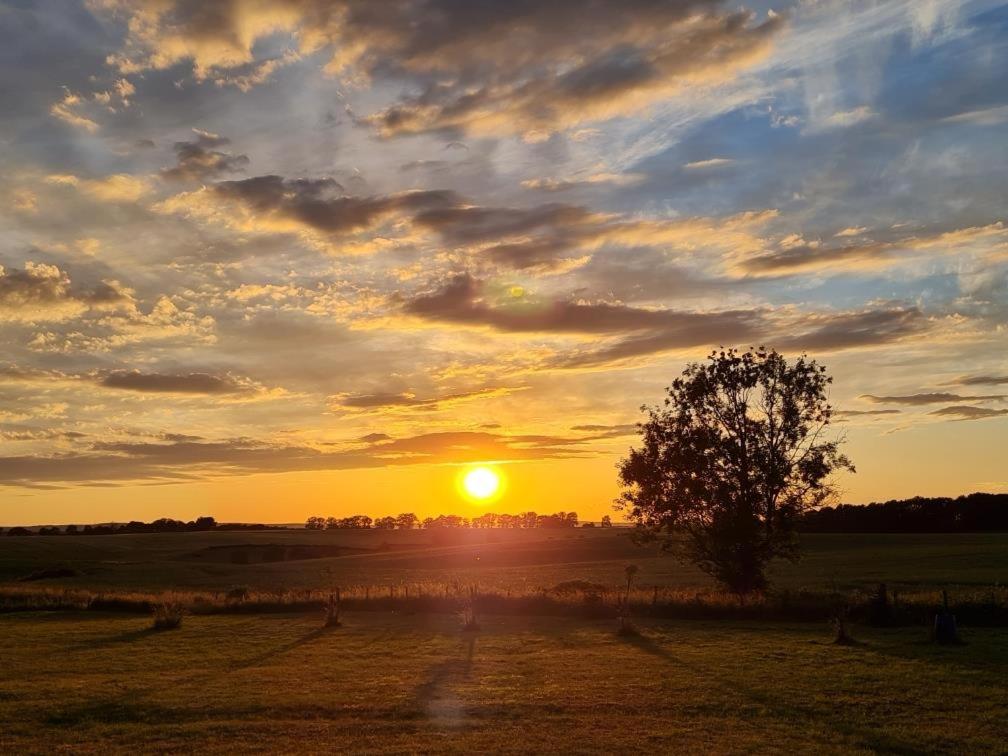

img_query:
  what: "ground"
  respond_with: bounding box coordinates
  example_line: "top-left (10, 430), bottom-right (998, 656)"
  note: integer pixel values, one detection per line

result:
top-left (2, 611), bottom-right (1006, 754)
top-left (3, 528), bottom-right (1008, 594)
top-left (3, 529), bottom-right (1007, 753)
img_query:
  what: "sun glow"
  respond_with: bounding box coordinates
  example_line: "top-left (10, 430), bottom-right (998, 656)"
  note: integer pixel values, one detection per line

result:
top-left (461, 466), bottom-right (501, 501)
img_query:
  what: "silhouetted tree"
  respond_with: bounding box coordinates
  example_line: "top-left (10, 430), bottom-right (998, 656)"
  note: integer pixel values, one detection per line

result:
top-left (193, 516), bottom-right (216, 530)
top-left (305, 516), bottom-right (326, 530)
top-left (374, 516), bottom-right (396, 529)
top-left (600, 515), bottom-right (613, 528)
top-left (395, 512), bottom-right (419, 530)
top-left (619, 347), bottom-right (853, 595)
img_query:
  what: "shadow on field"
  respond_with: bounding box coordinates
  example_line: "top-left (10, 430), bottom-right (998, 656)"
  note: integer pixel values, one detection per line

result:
top-left (411, 635), bottom-right (477, 727)
top-left (618, 628), bottom-right (931, 755)
top-left (227, 625), bottom-right (335, 670)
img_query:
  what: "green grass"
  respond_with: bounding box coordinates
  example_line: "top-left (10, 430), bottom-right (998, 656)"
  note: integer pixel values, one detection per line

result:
top-left (2, 611), bottom-right (1006, 753)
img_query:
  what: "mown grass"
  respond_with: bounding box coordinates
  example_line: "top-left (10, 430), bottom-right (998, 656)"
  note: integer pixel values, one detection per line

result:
top-left (1, 611), bottom-right (1006, 753)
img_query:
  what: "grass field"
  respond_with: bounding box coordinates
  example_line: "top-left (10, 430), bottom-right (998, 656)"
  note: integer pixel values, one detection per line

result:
top-left (3, 528), bottom-right (1008, 595)
top-left (2, 610), bottom-right (1006, 753)
top-left (3, 529), bottom-right (1007, 752)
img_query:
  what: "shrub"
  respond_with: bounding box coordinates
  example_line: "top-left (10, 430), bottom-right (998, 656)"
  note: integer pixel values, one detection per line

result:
top-left (151, 602), bottom-right (184, 630)
top-left (18, 566), bottom-right (78, 582)
top-left (226, 586), bottom-right (250, 602)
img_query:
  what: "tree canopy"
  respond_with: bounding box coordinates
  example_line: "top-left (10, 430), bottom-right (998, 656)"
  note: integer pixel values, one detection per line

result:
top-left (618, 347), bottom-right (853, 594)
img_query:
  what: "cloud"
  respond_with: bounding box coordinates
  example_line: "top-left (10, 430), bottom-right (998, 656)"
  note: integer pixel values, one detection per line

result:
top-left (683, 158), bottom-right (734, 170)
top-left (157, 175), bottom-right (461, 252)
top-left (520, 173), bottom-right (645, 192)
top-left (405, 274), bottom-right (756, 336)
top-left (929, 405), bottom-right (1008, 421)
top-left (736, 223), bottom-right (1008, 277)
top-left (45, 173), bottom-right (152, 202)
top-left (833, 409), bottom-right (901, 418)
top-left (159, 173), bottom-right (775, 266)
top-left (945, 375), bottom-right (1008, 387)
top-left (329, 386), bottom-right (523, 411)
top-left (812, 106), bottom-right (877, 131)
top-left (94, 0), bottom-right (785, 139)
top-left (100, 371), bottom-right (258, 395)
top-left (569, 423), bottom-right (638, 438)
top-left (0, 263), bottom-right (130, 323)
top-left (862, 392), bottom-right (1006, 405)
top-left (778, 306), bottom-right (927, 351)
top-left (49, 89), bottom-right (99, 132)
top-left (161, 129), bottom-right (250, 181)
top-left (941, 105), bottom-right (1008, 127)
top-left (0, 429), bottom-right (597, 488)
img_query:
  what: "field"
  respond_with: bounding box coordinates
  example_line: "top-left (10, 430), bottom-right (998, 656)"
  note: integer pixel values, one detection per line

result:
top-left (3, 528), bottom-right (1007, 753)
top-left (3, 612), bottom-right (1007, 753)
top-left (4, 527), bottom-right (1008, 594)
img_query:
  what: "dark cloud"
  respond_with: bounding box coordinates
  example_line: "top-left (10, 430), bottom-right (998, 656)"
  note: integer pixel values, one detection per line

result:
top-left (161, 128), bottom-right (250, 181)
top-left (862, 392), bottom-right (1006, 405)
top-left (947, 375), bottom-right (1008, 386)
top-left (929, 406), bottom-right (1008, 421)
top-left (331, 386), bottom-right (520, 411)
top-left (413, 203), bottom-right (595, 244)
top-left (204, 175), bottom-right (461, 235)
top-left (833, 409), bottom-right (901, 418)
top-left (100, 371), bottom-right (252, 394)
top-left (405, 274), bottom-right (756, 336)
top-left (780, 307), bottom-right (926, 352)
top-left (741, 240), bottom-right (890, 275)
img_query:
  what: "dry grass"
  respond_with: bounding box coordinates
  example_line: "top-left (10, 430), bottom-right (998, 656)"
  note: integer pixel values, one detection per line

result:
top-left (3, 582), bottom-right (1006, 626)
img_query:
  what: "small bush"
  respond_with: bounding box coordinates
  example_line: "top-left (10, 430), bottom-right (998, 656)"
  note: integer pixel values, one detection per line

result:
top-left (152, 602), bottom-right (184, 631)
top-left (18, 566), bottom-right (78, 582)
top-left (617, 616), bottom-right (640, 636)
top-left (226, 586), bottom-right (250, 602)
top-left (324, 590), bottom-right (341, 628)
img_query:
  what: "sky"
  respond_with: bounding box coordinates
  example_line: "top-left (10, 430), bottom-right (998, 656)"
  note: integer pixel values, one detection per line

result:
top-left (1, 0), bottom-right (1007, 525)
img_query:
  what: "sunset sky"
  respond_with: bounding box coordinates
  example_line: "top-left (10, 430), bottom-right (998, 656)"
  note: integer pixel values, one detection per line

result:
top-left (2, 0), bottom-right (1006, 525)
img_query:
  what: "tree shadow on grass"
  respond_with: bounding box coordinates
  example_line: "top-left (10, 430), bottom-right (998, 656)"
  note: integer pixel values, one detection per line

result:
top-left (227, 625), bottom-right (335, 671)
top-left (82, 626), bottom-right (162, 648)
top-left (409, 635), bottom-right (477, 727)
top-left (618, 627), bottom-right (932, 755)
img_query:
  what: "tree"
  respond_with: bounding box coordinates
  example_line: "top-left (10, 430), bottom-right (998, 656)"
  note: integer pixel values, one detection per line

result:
top-left (395, 512), bottom-right (419, 530)
top-left (305, 516), bottom-right (326, 530)
top-left (618, 347), bottom-right (853, 595)
top-left (374, 516), bottom-right (396, 529)
top-left (600, 515), bottom-right (613, 528)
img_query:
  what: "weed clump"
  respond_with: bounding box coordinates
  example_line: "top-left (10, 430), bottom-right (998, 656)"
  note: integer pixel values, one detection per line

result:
top-left (461, 586), bottom-right (479, 631)
top-left (832, 609), bottom-right (858, 645)
top-left (226, 586), bottom-right (250, 602)
top-left (151, 602), bottom-right (184, 630)
top-left (324, 589), bottom-right (341, 627)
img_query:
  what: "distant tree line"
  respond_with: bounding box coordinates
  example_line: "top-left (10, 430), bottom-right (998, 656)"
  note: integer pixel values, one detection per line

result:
top-left (2, 517), bottom-right (277, 537)
top-left (799, 493), bottom-right (1008, 533)
top-left (305, 511), bottom-right (607, 530)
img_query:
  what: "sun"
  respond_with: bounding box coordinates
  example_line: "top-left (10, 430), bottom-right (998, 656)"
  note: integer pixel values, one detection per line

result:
top-left (461, 466), bottom-right (501, 501)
